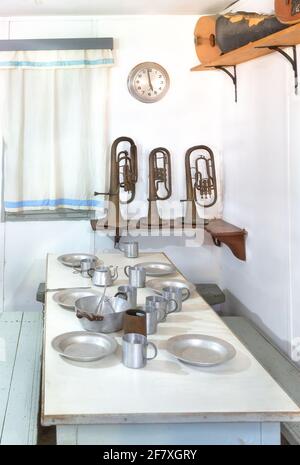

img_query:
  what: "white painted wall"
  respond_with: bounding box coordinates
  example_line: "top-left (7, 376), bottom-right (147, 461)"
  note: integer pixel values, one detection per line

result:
top-left (219, 0), bottom-right (300, 363)
top-left (0, 15), bottom-right (222, 311)
top-left (221, 0), bottom-right (300, 362)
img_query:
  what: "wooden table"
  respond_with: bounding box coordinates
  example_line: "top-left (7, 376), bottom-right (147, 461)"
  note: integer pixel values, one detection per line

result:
top-left (42, 252), bottom-right (300, 445)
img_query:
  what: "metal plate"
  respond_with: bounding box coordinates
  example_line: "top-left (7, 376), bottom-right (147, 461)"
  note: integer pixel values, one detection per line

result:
top-left (53, 289), bottom-right (101, 310)
top-left (147, 278), bottom-right (196, 294)
top-left (136, 262), bottom-right (176, 277)
top-left (57, 253), bottom-right (102, 268)
top-left (51, 331), bottom-right (118, 362)
top-left (167, 334), bottom-right (236, 367)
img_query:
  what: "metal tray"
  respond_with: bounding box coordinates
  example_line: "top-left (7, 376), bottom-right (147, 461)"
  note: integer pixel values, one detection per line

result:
top-left (51, 331), bottom-right (118, 362)
top-left (57, 253), bottom-right (102, 268)
top-left (167, 334), bottom-right (236, 367)
top-left (147, 278), bottom-right (196, 294)
top-left (53, 289), bottom-right (101, 310)
top-left (136, 262), bottom-right (176, 277)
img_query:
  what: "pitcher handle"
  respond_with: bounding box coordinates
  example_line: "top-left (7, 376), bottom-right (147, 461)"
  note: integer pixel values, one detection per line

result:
top-left (124, 265), bottom-right (130, 277)
top-left (111, 266), bottom-right (118, 281)
top-left (182, 287), bottom-right (190, 301)
top-left (114, 291), bottom-right (127, 300)
top-left (146, 341), bottom-right (158, 360)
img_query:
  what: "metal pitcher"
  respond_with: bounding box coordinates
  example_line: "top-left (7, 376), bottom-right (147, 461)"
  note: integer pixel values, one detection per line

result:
top-left (89, 265), bottom-right (118, 287)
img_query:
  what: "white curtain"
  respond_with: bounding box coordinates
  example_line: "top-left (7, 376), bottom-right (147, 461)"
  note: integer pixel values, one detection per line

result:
top-left (0, 49), bottom-right (113, 212)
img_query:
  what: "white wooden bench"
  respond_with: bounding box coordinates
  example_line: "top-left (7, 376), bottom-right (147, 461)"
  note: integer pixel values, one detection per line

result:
top-left (223, 316), bottom-right (300, 446)
top-left (0, 312), bottom-right (43, 445)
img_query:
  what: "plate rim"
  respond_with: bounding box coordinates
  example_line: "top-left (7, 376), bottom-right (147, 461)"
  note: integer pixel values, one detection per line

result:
top-left (146, 278), bottom-right (196, 293)
top-left (135, 261), bottom-right (176, 276)
top-left (52, 289), bottom-right (101, 309)
top-left (166, 333), bottom-right (236, 367)
top-left (51, 331), bottom-right (118, 361)
top-left (57, 253), bottom-right (101, 267)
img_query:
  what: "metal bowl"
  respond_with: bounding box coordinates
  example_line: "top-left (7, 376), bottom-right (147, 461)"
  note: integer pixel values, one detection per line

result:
top-left (75, 295), bottom-right (130, 333)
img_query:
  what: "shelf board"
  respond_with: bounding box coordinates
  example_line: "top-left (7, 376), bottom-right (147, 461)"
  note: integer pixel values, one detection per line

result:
top-left (205, 219), bottom-right (247, 261)
top-left (191, 22), bottom-right (300, 71)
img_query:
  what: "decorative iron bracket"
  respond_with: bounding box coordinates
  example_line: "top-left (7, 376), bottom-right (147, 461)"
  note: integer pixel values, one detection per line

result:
top-left (256, 45), bottom-right (298, 95)
top-left (206, 65), bottom-right (237, 102)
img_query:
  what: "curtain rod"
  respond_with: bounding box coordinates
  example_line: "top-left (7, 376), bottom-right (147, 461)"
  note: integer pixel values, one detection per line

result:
top-left (0, 38), bottom-right (114, 51)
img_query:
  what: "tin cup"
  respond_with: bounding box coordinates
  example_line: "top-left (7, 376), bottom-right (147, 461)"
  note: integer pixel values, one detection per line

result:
top-left (122, 333), bottom-right (157, 369)
top-left (73, 258), bottom-right (97, 278)
top-left (117, 285), bottom-right (137, 309)
top-left (119, 241), bottom-right (139, 258)
top-left (162, 286), bottom-right (190, 313)
top-left (124, 265), bottom-right (146, 288)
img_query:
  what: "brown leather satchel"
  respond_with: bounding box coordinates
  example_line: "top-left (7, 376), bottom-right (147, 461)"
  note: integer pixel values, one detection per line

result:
top-left (275, 0), bottom-right (300, 24)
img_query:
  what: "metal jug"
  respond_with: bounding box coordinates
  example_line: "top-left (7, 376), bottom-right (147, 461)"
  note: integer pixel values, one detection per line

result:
top-left (89, 265), bottom-right (118, 287)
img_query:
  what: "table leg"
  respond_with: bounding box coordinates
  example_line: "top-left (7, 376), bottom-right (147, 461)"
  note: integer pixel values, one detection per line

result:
top-left (56, 425), bottom-right (78, 445)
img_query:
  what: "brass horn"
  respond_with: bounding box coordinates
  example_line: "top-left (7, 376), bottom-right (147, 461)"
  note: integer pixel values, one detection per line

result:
top-left (141, 147), bottom-right (172, 227)
top-left (94, 136), bottom-right (138, 228)
top-left (181, 145), bottom-right (217, 226)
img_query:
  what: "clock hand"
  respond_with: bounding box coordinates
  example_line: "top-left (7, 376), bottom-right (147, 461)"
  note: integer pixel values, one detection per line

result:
top-left (147, 69), bottom-right (153, 91)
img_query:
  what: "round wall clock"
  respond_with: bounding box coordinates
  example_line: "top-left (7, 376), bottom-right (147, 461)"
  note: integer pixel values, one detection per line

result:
top-left (127, 62), bottom-right (170, 103)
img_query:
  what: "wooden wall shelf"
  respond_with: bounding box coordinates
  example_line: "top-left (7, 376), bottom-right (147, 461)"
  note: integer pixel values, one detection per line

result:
top-left (205, 219), bottom-right (247, 261)
top-left (191, 22), bottom-right (300, 100)
top-left (191, 23), bottom-right (300, 71)
top-left (91, 218), bottom-right (247, 261)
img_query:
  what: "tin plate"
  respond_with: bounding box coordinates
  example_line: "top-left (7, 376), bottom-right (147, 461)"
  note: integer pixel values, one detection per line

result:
top-left (167, 334), bottom-right (236, 367)
top-left (136, 262), bottom-right (176, 277)
top-left (57, 253), bottom-right (102, 268)
top-left (51, 331), bottom-right (118, 362)
top-left (53, 289), bottom-right (101, 310)
top-left (147, 278), bottom-right (196, 294)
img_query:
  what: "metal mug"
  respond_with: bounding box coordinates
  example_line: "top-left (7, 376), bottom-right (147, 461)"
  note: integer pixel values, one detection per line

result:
top-left (144, 308), bottom-right (164, 335)
top-left (117, 285), bottom-right (137, 309)
top-left (119, 241), bottom-right (139, 258)
top-left (73, 258), bottom-right (97, 277)
top-left (89, 265), bottom-right (118, 287)
top-left (122, 333), bottom-right (158, 369)
top-left (124, 265), bottom-right (146, 288)
top-left (79, 258), bottom-right (97, 278)
top-left (162, 286), bottom-right (190, 313)
top-left (145, 295), bottom-right (177, 321)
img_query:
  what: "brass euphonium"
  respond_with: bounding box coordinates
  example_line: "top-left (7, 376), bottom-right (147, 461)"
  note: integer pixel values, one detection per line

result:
top-left (94, 136), bottom-right (138, 228)
top-left (141, 147), bottom-right (172, 227)
top-left (181, 145), bottom-right (217, 226)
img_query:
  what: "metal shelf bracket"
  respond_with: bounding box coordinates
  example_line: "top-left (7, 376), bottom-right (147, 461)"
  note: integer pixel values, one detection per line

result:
top-left (209, 65), bottom-right (238, 103)
top-left (256, 45), bottom-right (298, 95)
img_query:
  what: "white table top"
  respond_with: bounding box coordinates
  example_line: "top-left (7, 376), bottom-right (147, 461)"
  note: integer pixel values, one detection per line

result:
top-left (42, 252), bottom-right (300, 425)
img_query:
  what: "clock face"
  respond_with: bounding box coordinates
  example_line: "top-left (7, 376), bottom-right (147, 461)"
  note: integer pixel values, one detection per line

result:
top-left (127, 62), bottom-right (170, 103)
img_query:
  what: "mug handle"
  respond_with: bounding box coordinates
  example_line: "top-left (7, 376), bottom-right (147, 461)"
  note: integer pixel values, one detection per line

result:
top-left (182, 288), bottom-right (190, 301)
top-left (146, 341), bottom-right (158, 360)
top-left (157, 308), bottom-right (167, 323)
top-left (124, 265), bottom-right (130, 277)
top-left (166, 298), bottom-right (178, 314)
top-left (87, 269), bottom-right (95, 278)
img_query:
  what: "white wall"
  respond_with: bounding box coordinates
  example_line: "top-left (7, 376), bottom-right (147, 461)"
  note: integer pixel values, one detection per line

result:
top-left (219, 0), bottom-right (300, 363)
top-left (0, 15), bottom-right (222, 311)
top-left (220, 53), bottom-right (291, 354)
